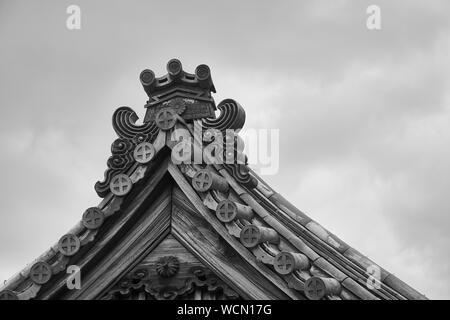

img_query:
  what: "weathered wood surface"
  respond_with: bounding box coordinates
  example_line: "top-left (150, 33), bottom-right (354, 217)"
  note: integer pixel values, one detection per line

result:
top-left (69, 187), bottom-right (171, 299)
top-left (214, 164), bottom-right (403, 300)
top-left (107, 234), bottom-right (236, 300)
top-left (248, 167), bottom-right (428, 299)
top-left (171, 186), bottom-right (299, 300)
top-left (0, 134), bottom-right (169, 295)
top-left (383, 274), bottom-right (428, 300)
top-left (136, 234), bottom-right (204, 272)
top-left (38, 156), bottom-right (171, 299)
top-left (168, 162), bottom-right (304, 300)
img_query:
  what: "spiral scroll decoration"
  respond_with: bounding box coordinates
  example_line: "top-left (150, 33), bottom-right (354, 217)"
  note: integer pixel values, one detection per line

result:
top-left (203, 99), bottom-right (246, 132)
top-left (112, 107), bottom-right (160, 140)
top-left (95, 107), bottom-right (159, 198)
top-left (225, 164), bottom-right (258, 189)
top-left (203, 100), bottom-right (257, 189)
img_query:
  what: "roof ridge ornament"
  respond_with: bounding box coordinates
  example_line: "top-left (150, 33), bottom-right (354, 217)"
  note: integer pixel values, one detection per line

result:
top-left (0, 59), bottom-right (428, 301)
top-left (140, 59), bottom-right (216, 98)
top-left (141, 59), bottom-right (217, 123)
top-left (95, 107), bottom-right (159, 197)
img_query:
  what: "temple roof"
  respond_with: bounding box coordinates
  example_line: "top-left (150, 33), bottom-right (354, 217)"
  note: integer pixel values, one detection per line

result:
top-left (0, 60), bottom-right (427, 300)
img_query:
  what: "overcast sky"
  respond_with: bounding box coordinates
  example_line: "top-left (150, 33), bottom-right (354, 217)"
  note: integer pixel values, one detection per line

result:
top-left (1, 0), bottom-right (449, 299)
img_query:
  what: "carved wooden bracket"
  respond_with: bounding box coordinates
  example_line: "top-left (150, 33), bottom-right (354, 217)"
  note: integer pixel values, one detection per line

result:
top-left (102, 265), bottom-right (240, 300)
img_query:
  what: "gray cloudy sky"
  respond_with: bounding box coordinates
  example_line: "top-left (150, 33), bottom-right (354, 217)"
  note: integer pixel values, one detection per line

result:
top-left (1, 0), bottom-right (449, 299)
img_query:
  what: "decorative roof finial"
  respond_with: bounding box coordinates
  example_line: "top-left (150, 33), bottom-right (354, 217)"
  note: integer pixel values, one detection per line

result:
top-left (141, 59), bottom-right (217, 123)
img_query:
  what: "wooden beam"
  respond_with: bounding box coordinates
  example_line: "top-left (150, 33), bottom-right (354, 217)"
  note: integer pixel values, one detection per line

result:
top-left (69, 188), bottom-right (171, 299)
top-left (172, 191), bottom-right (293, 299)
top-left (168, 162), bottom-right (303, 300)
top-left (38, 157), bottom-right (171, 299)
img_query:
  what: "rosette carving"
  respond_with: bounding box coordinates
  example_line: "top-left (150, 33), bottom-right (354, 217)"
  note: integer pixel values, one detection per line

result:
top-left (155, 256), bottom-right (180, 278)
top-left (112, 107), bottom-right (159, 139)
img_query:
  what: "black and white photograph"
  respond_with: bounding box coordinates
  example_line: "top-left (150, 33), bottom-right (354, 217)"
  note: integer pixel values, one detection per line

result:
top-left (0, 0), bottom-right (449, 308)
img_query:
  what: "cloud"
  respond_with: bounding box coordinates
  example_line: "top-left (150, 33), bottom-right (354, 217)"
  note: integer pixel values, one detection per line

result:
top-left (0, 0), bottom-right (449, 299)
